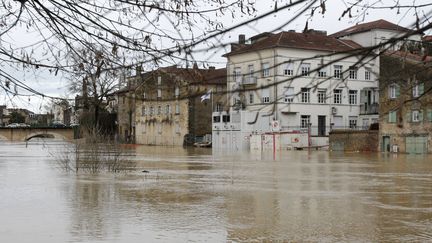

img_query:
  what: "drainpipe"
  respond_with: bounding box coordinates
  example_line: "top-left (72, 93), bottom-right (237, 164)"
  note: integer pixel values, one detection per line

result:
top-left (273, 48), bottom-right (278, 122)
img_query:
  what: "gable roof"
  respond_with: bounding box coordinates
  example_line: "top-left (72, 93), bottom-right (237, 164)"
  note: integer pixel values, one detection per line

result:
top-left (158, 66), bottom-right (226, 85)
top-left (331, 19), bottom-right (412, 38)
top-left (223, 31), bottom-right (362, 57)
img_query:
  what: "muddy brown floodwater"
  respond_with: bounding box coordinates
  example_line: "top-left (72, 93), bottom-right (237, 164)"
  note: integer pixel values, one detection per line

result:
top-left (0, 139), bottom-right (431, 242)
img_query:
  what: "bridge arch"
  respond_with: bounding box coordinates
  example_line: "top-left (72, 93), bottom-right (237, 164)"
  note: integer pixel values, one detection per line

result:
top-left (0, 128), bottom-right (74, 142)
top-left (24, 132), bottom-right (67, 141)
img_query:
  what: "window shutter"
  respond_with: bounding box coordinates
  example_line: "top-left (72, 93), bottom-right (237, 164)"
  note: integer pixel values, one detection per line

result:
top-left (428, 109), bottom-right (432, 122)
top-left (419, 83), bottom-right (425, 95)
top-left (388, 111), bottom-right (396, 123)
top-left (395, 85), bottom-right (400, 97)
top-left (389, 111), bottom-right (396, 123)
top-left (387, 87), bottom-right (392, 99)
top-left (419, 110), bottom-right (424, 121)
top-left (361, 90), bottom-right (367, 103)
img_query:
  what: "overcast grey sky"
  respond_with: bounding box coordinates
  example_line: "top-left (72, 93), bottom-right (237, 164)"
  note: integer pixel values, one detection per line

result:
top-left (1, 0), bottom-right (431, 113)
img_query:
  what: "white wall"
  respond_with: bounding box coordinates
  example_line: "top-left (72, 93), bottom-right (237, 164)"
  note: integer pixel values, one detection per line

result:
top-left (225, 46), bottom-right (379, 135)
top-left (341, 29), bottom-right (422, 50)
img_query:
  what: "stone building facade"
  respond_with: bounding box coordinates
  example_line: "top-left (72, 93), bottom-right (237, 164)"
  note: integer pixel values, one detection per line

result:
top-left (116, 85), bottom-right (137, 143)
top-left (133, 66), bottom-right (226, 146)
top-left (379, 52), bottom-right (432, 154)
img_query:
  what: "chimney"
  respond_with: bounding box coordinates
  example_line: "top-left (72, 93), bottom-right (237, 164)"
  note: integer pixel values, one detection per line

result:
top-left (238, 34), bottom-right (246, 44)
top-left (304, 29), bottom-right (327, 36)
top-left (193, 62), bottom-right (198, 69)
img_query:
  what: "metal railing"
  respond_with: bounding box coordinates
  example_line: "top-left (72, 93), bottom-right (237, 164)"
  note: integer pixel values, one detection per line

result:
top-left (279, 125), bottom-right (373, 136)
top-left (360, 103), bottom-right (379, 115)
top-left (242, 76), bottom-right (257, 85)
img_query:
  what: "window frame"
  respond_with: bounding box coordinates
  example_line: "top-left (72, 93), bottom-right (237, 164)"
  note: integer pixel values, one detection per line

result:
top-left (365, 70), bottom-right (371, 80)
top-left (412, 110), bottom-right (420, 122)
top-left (333, 89), bottom-right (342, 104)
top-left (349, 117), bottom-right (357, 129)
top-left (349, 68), bottom-right (357, 80)
top-left (141, 106), bottom-right (146, 116)
top-left (301, 88), bottom-right (310, 103)
top-left (334, 65), bottom-right (342, 79)
top-left (300, 115), bottom-right (310, 129)
top-left (283, 63), bottom-right (293, 76)
top-left (262, 63), bottom-right (270, 77)
top-left (301, 63), bottom-right (311, 77)
top-left (262, 88), bottom-right (270, 103)
top-left (284, 87), bottom-right (295, 103)
top-left (349, 90), bottom-right (358, 105)
top-left (233, 67), bottom-right (242, 83)
top-left (317, 89), bottom-right (326, 104)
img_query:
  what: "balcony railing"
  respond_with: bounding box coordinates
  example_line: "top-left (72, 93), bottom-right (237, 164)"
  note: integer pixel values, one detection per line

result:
top-left (242, 76), bottom-right (257, 85)
top-left (360, 103), bottom-right (379, 115)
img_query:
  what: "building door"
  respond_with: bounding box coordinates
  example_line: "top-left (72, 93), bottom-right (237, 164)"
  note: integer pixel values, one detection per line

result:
top-left (382, 136), bottom-right (390, 152)
top-left (318, 116), bottom-right (326, 136)
top-left (406, 136), bottom-right (427, 154)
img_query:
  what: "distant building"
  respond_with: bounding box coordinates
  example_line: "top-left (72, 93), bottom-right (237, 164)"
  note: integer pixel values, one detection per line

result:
top-left (5, 108), bottom-right (35, 125)
top-left (51, 100), bottom-right (72, 125)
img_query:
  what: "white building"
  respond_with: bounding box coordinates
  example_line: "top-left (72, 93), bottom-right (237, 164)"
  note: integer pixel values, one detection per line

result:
top-left (213, 29), bottom-right (381, 150)
top-left (331, 19), bottom-right (422, 51)
top-left (213, 19), bottom-right (423, 150)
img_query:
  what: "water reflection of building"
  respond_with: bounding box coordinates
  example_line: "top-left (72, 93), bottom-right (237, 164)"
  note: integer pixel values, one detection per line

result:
top-left (224, 152), bottom-right (381, 241)
top-left (66, 177), bottom-right (122, 241)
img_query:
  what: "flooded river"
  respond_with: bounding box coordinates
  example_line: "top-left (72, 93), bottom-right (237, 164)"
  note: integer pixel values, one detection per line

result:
top-left (0, 139), bottom-right (431, 242)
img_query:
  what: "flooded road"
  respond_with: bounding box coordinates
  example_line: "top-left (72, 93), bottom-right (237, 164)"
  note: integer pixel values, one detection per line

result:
top-left (0, 140), bottom-right (431, 242)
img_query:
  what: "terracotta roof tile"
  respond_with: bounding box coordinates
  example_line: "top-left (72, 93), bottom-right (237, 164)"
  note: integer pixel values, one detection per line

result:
top-left (384, 50), bottom-right (432, 63)
top-left (224, 31), bottom-right (362, 57)
top-left (159, 66), bottom-right (226, 85)
top-left (331, 19), bottom-right (411, 38)
top-left (423, 35), bottom-right (432, 42)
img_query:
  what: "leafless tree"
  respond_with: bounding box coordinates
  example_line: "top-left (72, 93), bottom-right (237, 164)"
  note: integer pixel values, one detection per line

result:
top-left (0, 0), bottom-right (431, 110)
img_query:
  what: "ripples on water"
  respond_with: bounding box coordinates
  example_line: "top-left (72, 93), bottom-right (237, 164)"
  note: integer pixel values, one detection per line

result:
top-left (0, 139), bottom-right (431, 242)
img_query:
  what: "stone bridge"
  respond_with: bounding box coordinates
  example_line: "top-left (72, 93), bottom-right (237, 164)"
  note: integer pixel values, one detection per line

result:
top-left (0, 127), bottom-right (75, 142)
